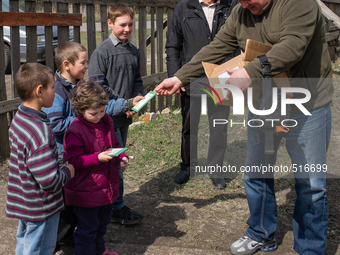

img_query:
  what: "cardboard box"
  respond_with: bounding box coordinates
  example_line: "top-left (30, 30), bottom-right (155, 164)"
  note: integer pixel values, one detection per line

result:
top-left (202, 39), bottom-right (291, 107)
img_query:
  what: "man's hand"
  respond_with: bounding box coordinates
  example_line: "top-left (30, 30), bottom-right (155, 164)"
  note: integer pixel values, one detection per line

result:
top-left (225, 68), bottom-right (252, 100)
top-left (125, 110), bottom-right (136, 118)
top-left (154, 76), bottom-right (183, 96)
top-left (132, 96), bottom-right (145, 106)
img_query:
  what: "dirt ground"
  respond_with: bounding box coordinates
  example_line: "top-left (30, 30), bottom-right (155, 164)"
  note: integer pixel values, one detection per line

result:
top-left (1, 163), bottom-right (340, 255)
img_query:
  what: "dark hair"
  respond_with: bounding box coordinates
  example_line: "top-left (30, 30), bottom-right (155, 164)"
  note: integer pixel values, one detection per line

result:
top-left (15, 63), bottom-right (53, 102)
top-left (71, 81), bottom-right (109, 116)
top-left (54, 41), bottom-right (87, 72)
top-left (108, 3), bottom-right (134, 24)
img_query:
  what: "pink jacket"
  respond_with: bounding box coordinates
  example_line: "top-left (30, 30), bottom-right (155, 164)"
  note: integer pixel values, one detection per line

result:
top-left (63, 114), bottom-right (127, 207)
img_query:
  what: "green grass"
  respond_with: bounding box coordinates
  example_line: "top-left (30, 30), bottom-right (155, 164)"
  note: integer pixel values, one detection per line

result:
top-left (125, 113), bottom-right (182, 186)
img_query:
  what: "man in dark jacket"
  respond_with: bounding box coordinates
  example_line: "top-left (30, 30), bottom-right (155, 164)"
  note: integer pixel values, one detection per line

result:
top-left (166, 0), bottom-right (238, 188)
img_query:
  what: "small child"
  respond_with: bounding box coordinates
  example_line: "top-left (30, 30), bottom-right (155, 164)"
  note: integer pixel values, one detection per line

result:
top-left (89, 3), bottom-right (144, 225)
top-left (6, 63), bottom-right (75, 255)
top-left (63, 81), bottom-right (128, 255)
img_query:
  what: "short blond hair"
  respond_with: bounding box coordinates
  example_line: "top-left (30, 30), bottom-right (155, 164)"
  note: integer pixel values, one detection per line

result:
top-left (55, 41), bottom-right (87, 72)
top-left (108, 4), bottom-right (134, 24)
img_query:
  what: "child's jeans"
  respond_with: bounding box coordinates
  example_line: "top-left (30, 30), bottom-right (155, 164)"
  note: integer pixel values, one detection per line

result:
top-left (73, 204), bottom-right (112, 255)
top-left (15, 212), bottom-right (60, 255)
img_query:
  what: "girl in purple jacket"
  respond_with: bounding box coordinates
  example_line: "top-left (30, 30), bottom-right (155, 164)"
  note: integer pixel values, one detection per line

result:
top-left (64, 81), bottom-right (128, 255)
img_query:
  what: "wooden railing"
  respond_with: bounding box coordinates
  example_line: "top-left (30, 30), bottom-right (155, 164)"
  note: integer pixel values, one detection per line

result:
top-left (0, 0), bottom-right (181, 158)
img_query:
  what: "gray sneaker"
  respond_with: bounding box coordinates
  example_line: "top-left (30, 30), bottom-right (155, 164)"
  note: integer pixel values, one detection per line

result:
top-left (229, 235), bottom-right (277, 255)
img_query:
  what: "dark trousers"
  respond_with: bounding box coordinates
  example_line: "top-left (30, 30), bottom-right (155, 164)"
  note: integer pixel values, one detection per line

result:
top-left (57, 205), bottom-right (78, 243)
top-left (180, 90), bottom-right (230, 177)
top-left (73, 204), bottom-right (112, 255)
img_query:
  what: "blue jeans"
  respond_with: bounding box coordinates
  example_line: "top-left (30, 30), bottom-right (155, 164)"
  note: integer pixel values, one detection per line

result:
top-left (15, 212), bottom-right (60, 255)
top-left (73, 205), bottom-right (111, 255)
top-left (112, 126), bottom-right (129, 210)
top-left (244, 104), bottom-right (331, 255)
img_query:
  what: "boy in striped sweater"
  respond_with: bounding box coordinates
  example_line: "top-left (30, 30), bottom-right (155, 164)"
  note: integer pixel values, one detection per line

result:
top-left (6, 63), bottom-right (75, 255)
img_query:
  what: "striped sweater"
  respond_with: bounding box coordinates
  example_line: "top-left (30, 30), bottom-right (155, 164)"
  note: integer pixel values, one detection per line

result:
top-left (6, 104), bottom-right (71, 221)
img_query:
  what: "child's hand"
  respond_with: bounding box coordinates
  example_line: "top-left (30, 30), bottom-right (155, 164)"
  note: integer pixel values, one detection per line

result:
top-left (98, 151), bottom-right (113, 162)
top-left (66, 164), bottom-right (75, 178)
top-left (125, 110), bottom-right (136, 118)
top-left (132, 95), bottom-right (145, 106)
top-left (120, 157), bottom-right (129, 170)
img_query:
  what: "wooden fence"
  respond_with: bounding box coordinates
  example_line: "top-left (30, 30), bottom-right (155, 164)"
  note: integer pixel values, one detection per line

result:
top-left (0, 0), bottom-right (340, 159)
top-left (0, 0), bottom-right (180, 159)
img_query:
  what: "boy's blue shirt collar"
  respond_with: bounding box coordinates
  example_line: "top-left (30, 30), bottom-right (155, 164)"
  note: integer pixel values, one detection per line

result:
top-left (109, 34), bottom-right (131, 47)
top-left (19, 104), bottom-right (49, 122)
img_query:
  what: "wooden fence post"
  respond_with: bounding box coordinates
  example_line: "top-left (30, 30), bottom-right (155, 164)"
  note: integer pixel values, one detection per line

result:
top-left (156, 7), bottom-right (164, 111)
top-left (0, 0), bottom-right (10, 159)
top-left (100, 5), bottom-right (108, 42)
top-left (44, 1), bottom-right (54, 71)
top-left (73, 3), bottom-right (81, 43)
top-left (57, 2), bottom-right (70, 44)
top-left (150, 7), bottom-right (156, 112)
top-left (86, 3), bottom-right (96, 59)
top-left (10, 0), bottom-right (20, 98)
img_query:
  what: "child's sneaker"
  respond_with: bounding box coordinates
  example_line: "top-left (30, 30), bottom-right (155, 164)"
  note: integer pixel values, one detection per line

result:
top-left (229, 235), bottom-right (277, 255)
top-left (102, 248), bottom-right (118, 255)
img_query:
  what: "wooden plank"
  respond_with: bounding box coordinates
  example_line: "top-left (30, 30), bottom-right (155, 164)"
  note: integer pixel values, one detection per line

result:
top-left (44, 2), bottom-right (54, 71)
top-left (10, 0), bottom-right (20, 98)
top-left (73, 3), bottom-right (81, 43)
top-left (25, 1), bottom-right (37, 63)
top-left (150, 7), bottom-right (155, 74)
top-left (0, 0), bottom-right (9, 160)
top-left (146, 20), bottom-right (167, 47)
top-left (165, 8), bottom-right (173, 108)
top-left (0, 0), bottom-right (6, 101)
top-left (317, 0), bottom-right (340, 29)
top-left (0, 12), bottom-right (82, 26)
top-left (326, 30), bottom-right (340, 42)
top-left (100, 5), bottom-right (108, 42)
top-left (129, 7), bottom-right (137, 46)
top-left (0, 97), bottom-right (22, 114)
top-left (36, 0), bottom-right (182, 8)
top-left (141, 71), bottom-right (167, 86)
top-left (150, 7), bottom-right (156, 112)
top-left (156, 7), bottom-right (164, 111)
top-left (150, 7), bottom-right (156, 113)
top-left (139, 6), bottom-right (147, 76)
top-left (86, 3), bottom-right (96, 59)
top-left (57, 2), bottom-right (70, 44)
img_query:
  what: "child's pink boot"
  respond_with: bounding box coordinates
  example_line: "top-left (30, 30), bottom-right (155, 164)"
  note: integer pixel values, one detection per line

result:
top-left (102, 248), bottom-right (118, 255)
